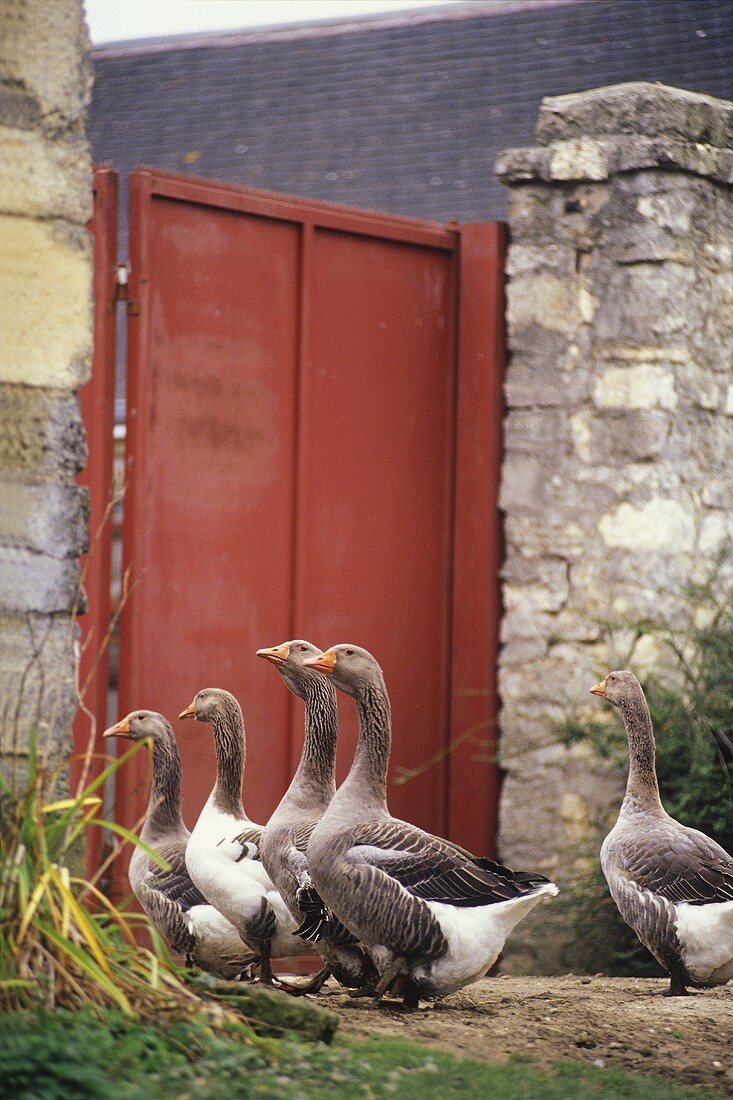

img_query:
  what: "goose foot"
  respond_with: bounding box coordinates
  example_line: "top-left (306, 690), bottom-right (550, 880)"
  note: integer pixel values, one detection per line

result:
top-left (664, 968), bottom-right (690, 997)
top-left (257, 942), bottom-right (277, 986)
top-left (276, 967), bottom-right (332, 997)
top-left (374, 957), bottom-right (410, 1001)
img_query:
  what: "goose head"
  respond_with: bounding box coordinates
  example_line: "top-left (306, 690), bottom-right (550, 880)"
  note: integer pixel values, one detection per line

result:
top-left (103, 710), bottom-right (170, 743)
top-left (255, 639), bottom-right (326, 698)
top-left (303, 643), bottom-right (380, 698)
top-left (178, 687), bottom-right (238, 724)
top-left (589, 669), bottom-right (643, 708)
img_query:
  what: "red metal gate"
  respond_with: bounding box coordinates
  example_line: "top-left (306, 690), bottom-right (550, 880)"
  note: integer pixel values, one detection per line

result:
top-left (112, 169), bottom-right (504, 898)
top-left (75, 167), bottom-right (118, 874)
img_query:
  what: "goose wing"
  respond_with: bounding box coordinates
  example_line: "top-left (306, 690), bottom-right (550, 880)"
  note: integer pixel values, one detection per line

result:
top-left (294, 877), bottom-right (357, 945)
top-left (347, 819), bottom-right (547, 907)
top-left (136, 851), bottom-right (203, 955)
top-left (622, 826), bottom-right (733, 905)
top-left (147, 843), bottom-right (209, 911)
top-left (230, 822), bottom-right (263, 863)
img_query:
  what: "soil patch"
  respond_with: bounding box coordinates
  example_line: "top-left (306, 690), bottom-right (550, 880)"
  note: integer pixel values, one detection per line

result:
top-left (316, 975), bottom-right (732, 1093)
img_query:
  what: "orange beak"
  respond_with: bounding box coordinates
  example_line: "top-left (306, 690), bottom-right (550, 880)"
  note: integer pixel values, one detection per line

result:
top-left (589, 678), bottom-right (607, 698)
top-left (303, 648), bottom-right (336, 675)
top-left (178, 701), bottom-right (196, 720)
top-left (102, 716), bottom-right (131, 739)
top-left (256, 642), bottom-right (290, 666)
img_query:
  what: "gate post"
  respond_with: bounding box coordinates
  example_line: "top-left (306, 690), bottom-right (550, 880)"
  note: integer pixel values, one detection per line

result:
top-left (0, 0), bottom-right (93, 791)
top-left (495, 83), bottom-right (733, 971)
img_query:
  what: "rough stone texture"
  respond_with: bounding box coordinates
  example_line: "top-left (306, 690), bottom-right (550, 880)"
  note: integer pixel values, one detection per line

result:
top-left (496, 83), bottom-right (733, 972)
top-left (0, 0), bottom-right (92, 790)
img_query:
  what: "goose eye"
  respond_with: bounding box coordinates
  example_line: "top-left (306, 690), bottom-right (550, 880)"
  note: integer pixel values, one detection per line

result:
top-left (299, 645), bottom-right (307, 652)
top-left (345, 649), bottom-right (354, 656)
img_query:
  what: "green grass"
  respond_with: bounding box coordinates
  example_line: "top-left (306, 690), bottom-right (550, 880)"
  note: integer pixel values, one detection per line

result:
top-left (0, 1009), bottom-right (717, 1100)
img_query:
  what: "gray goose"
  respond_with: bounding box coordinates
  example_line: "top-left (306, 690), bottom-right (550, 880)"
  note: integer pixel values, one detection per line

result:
top-left (303, 645), bottom-right (558, 1007)
top-left (591, 670), bottom-right (733, 995)
top-left (102, 711), bottom-right (254, 978)
top-left (179, 688), bottom-right (313, 984)
top-left (256, 640), bottom-right (377, 994)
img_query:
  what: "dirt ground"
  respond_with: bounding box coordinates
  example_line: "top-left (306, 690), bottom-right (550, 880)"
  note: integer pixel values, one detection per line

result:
top-left (316, 975), bottom-right (733, 1094)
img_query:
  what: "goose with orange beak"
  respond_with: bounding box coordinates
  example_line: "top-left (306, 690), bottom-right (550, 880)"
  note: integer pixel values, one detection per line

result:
top-left (300, 644), bottom-right (558, 1007)
top-left (591, 669), bottom-right (733, 996)
top-left (102, 710), bottom-right (255, 979)
top-left (256, 640), bottom-right (377, 994)
top-left (178, 687), bottom-right (313, 985)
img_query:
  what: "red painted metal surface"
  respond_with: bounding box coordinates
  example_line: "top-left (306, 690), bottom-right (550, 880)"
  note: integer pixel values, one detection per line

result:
top-left (447, 223), bottom-right (507, 855)
top-left (74, 167), bottom-right (118, 874)
top-left (114, 167), bottom-right (503, 900)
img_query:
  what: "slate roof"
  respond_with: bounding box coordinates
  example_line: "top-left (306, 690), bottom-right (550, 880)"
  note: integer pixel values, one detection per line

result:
top-left (90, 0), bottom-right (733, 240)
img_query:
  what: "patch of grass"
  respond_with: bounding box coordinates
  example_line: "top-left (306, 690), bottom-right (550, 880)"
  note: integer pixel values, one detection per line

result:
top-left (0, 1009), bottom-right (718, 1100)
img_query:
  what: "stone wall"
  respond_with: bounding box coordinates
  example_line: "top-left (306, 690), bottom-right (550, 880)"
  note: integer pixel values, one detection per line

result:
top-left (495, 83), bottom-right (733, 971)
top-left (0, 0), bottom-right (92, 786)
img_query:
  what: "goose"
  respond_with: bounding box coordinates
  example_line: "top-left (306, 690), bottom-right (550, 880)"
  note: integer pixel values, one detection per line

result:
top-left (302, 644), bottom-right (558, 1007)
top-left (178, 688), bottom-right (313, 984)
top-left (256, 640), bottom-right (377, 994)
top-left (102, 710), bottom-right (255, 979)
top-left (590, 670), bottom-right (733, 996)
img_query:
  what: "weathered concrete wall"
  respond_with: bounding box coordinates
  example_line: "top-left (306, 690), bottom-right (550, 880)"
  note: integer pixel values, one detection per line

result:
top-left (0, 0), bottom-right (92, 784)
top-left (495, 83), bottom-right (733, 971)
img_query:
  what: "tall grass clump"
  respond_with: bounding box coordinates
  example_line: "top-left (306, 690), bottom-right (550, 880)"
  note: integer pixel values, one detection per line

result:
top-left (0, 490), bottom-right (207, 1019)
top-left (0, 731), bottom-right (208, 1017)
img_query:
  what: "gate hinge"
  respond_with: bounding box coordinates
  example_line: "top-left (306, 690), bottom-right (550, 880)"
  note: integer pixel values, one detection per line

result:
top-left (114, 264), bottom-right (139, 314)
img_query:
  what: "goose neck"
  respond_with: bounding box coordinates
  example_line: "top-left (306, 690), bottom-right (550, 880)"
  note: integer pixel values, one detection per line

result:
top-left (210, 700), bottom-right (246, 816)
top-left (293, 678), bottom-right (338, 801)
top-left (145, 730), bottom-right (186, 836)
top-left (351, 677), bottom-right (391, 807)
top-left (618, 693), bottom-right (663, 812)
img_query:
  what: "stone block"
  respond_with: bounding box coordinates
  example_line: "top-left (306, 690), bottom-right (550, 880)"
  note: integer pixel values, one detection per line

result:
top-left (592, 262), bottom-right (697, 344)
top-left (506, 273), bottom-right (579, 335)
top-left (500, 453), bottom-right (547, 513)
top-left (504, 514), bottom-right (589, 562)
top-left (504, 408), bottom-right (568, 456)
top-left (0, 384), bottom-right (86, 483)
top-left (504, 361), bottom-right (590, 409)
top-left (0, 481), bottom-right (88, 558)
top-left (0, 126), bottom-right (91, 223)
top-left (0, 214), bottom-right (92, 388)
top-left (579, 410), bottom-right (671, 464)
top-left (0, 547), bottom-right (81, 613)
top-left (500, 635), bottom-right (548, 666)
top-left (506, 182), bottom-right (610, 251)
top-left (501, 555), bottom-right (569, 589)
top-left (598, 497), bottom-right (695, 553)
top-left (505, 243), bottom-right (576, 279)
top-left (697, 512), bottom-right (733, 556)
top-left (676, 365), bottom-right (720, 412)
top-left (504, 578), bottom-right (568, 615)
top-left (0, 0), bottom-right (92, 129)
top-left (593, 365), bottom-right (677, 411)
top-left (534, 83), bottom-right (733, 149)
top-left (500, 605), bottom-right (555, 644)
top-left (547, 137), bottom-right (609, 180)
top-left (0, 611), bottom-right (78, 765)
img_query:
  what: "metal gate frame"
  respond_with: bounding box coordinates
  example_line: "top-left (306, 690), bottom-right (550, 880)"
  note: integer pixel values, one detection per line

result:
top-left (112, 169), bottom-right (505, 874)
top-left (75, 166), bottom-right (118, 875)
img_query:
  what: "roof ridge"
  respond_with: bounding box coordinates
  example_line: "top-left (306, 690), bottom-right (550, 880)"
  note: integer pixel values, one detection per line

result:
top-left (92, 0), bottom-right (586, 58)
